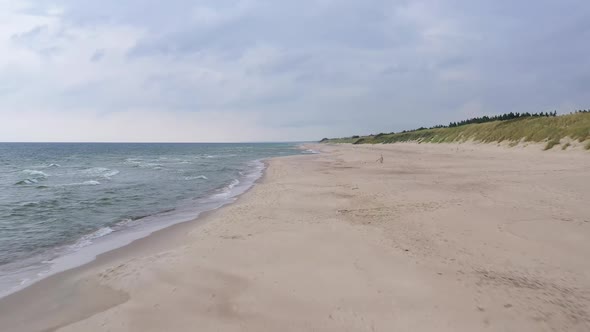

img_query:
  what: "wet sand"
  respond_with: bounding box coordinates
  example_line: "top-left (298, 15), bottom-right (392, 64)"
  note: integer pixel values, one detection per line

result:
top-left (1, 142), bottom-right (589, 332)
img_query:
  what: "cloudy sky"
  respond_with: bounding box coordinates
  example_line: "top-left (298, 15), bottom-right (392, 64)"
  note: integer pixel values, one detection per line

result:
top-left (0, 0), bottom-right (588, 142)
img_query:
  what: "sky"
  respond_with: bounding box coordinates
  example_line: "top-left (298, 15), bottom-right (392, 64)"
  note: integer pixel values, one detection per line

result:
top-left (0, 0), bottom-right (589, 142)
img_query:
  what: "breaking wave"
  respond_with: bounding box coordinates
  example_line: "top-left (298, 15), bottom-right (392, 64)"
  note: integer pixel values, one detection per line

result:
top-left (15, 170), bottom-right (48, 185)
top-left (22, 170), bottom-right (48, 177)
top-left (81, 167), bottom-right (120, 178)
top-left (70, 227), bottom-right (114, 249)
top-left (184, 175), bottom-right (208, 181)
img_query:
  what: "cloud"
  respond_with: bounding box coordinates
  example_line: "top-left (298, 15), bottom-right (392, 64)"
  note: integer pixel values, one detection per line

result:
top-left (0, 0), bottom-right (589, 141)
top-left (90, 49), bottom-right (105, 62)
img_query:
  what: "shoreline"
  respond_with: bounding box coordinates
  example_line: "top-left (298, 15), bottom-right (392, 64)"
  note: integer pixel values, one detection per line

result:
top-left (1, 143), bottom-right (589, 331)
top-left (0, 154), bottom-right (293, 332)
top-left (0, 156), bottom-right (272, 300)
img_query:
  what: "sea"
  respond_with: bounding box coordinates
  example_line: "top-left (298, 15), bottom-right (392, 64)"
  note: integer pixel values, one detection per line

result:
top-left (0, 142), bottom-right (316, 298)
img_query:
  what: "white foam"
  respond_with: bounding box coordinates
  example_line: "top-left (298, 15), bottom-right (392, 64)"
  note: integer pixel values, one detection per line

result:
top-left (228, 178), bottom-right (240, 189)
top-left (69, 227), bottom-right (114, 250)
top-left (63, 180), bottom-right (101, 186)
top-left (303, 149), bottom-right (321, 154)
top-left (102, 170), bottom-right (120, 177)
top-left (82, 167), bottom-right (108, 175)
top-left (125, 159), bottom-right (164, 169)
top-left (22, 170), bottom-right (48, 177)
top-left (16, 170), bottom-right (48, 185)
top-left (16, 179), bottom-right (38, 185)
top-left (184, 175), bottom-right (208, 181)
top-left (0, 158), bottom-right (269, 299)
top-left (32, 163), bottom-right (61, 169)
top-left (82, 167), bottom-right (119, 178)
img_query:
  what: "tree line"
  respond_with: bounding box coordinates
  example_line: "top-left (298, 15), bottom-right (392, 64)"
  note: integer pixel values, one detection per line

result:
top-left (407, 110), bottom-right (589, 132)
top-left (446, 111), bottom-right (557, 128)
top-left (321, 109), bottom-right (589, 141)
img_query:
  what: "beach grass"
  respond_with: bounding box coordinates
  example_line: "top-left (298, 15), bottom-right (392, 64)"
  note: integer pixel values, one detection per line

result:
top-left (544, 139), bottom-right (560, 150)
top-left (322, 112), bottom-right (590, 149)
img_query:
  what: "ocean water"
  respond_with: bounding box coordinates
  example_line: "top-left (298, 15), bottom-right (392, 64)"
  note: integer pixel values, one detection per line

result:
top-left (0, 143), bottom-right (310, 297)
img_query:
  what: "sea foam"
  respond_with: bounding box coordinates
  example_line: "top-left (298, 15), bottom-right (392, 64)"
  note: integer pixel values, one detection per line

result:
top-left (22, 170), bottom-right (48, 177)
top-left (70, 227), bottom-right (114, 249)
top-left (82, 167), bottom-right (120, 178)
top-left (184, 175), bottom-right (208, 181)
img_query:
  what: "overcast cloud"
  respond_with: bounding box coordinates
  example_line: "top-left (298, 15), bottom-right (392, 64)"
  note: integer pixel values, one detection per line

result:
top-left (0, 0), bottom-right (589, 142)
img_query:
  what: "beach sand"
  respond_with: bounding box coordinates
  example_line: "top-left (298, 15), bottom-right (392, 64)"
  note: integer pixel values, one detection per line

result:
top-left (1, 142), bottom-right (589, 332)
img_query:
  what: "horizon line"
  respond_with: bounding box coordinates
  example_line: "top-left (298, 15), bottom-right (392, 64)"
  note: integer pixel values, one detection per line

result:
top-left (0, 141), bottom-right (316, 144)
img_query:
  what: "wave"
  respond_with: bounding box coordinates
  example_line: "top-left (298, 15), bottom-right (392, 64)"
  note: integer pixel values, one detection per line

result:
top-left (70, 227), bottom-right (114, 249)
top-left (112, 208), bottom-right (176, 229)
top-left (81, 167), bottom-right (119, 178)
top-left (184, 175), bottom-right (208, 181)
top-left (213, 178), bottom-right (240, 198)
top-left (228, 178), bottom-right (240, 189)
top-left (124, 159), bottom-right (164, 170)
top-left (22, 170), bottom-right (48, 177)
top-left (15, 170), bottom-right (49, 185)
top-left (15, 179), bottom-right (39, 185)
top-left (64, 180), bottom-right (101, 186)
top-left (192, 154), bottom-right (231, 159)
top-left (0, 156), bottom-right (272, 300)
top-left (199, 154), bottom-right (238, 159)
top-left (29, 163), bottom-right (61, 169)
top-left (19, 201), bottom-right (39, 207)
top-left (37, 163), bottom-right (60, 168)
top-left (302, 149), bottom-right (320, 154)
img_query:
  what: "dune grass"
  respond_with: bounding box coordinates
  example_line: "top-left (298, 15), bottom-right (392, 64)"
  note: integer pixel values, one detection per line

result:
top-left (544, 139), bottom-right (561, 150)
top-left (322, 113), bottom-right (590, 149)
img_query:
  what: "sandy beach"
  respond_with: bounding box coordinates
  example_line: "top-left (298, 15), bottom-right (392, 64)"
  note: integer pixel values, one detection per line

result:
top-left (1, 142), bottom-right (589, 332)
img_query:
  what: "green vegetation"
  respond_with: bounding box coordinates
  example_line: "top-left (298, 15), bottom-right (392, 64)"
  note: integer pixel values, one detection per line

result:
top-left (447, 111), bottom-right (557, 128)
top-left (321, 136), bottom-right (360, 144)
top-left (544, 139), bottom-right (560, 150)
top-left (321, 111), bottom-right (590, 150)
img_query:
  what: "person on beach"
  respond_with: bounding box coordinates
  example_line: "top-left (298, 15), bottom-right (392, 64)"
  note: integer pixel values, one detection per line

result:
top-left (376, 154), bottom-right (383, 163)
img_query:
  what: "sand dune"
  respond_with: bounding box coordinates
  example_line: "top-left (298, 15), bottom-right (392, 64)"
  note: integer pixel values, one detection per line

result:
top-left (1, 142), bottom-right (589, 331)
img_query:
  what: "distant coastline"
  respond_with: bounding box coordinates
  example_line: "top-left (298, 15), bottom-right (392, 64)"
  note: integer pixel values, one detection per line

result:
top-left (321, 111), bottom-right (590, 151)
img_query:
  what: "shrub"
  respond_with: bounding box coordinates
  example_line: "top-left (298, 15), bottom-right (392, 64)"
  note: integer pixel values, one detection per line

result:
top-left (544, 139), bottom-right (560, 150)
top-left (353, 138), bottom-right (366, 145)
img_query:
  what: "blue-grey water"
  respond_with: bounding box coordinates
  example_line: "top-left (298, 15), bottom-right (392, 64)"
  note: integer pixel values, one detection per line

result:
top-left (0, 143), bottom-right (313, 296)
